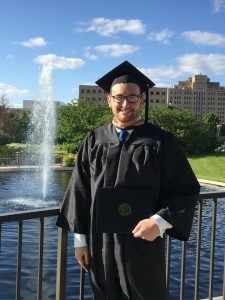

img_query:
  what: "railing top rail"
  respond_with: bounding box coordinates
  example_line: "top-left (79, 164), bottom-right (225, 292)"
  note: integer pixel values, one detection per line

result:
top-left (198, 191), bottom-right (225, 200)
top-left (0, 206), bottom-right (60, 223)
top-left (0, 191), bottom-right (224, 223)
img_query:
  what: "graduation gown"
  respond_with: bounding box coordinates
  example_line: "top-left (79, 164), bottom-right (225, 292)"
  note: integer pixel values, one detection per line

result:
top-left (56, 122), bottom-right (200, 300)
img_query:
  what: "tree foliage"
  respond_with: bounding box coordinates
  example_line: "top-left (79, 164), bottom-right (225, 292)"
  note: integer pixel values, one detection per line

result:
top-left (0, 130), bottom-right (11, 146)
top-left (56, 98), bottom-right (112, 151)
top-left (56, 99), bottom-right (218, 155)
top-left (0, 93), bottom-right (30, 145)
top-left (0, 92), bottom-right (10, 131)
top-left (5, 111), bottom-right (30, 143)
top-left (220, 124), bottom-right (225, 137)
top-left (202, 112), bottom-right (220, 129)
top-left (0, 95), bottom-right (220, 154)
top-left (149, 106), bottom-right (217, 154)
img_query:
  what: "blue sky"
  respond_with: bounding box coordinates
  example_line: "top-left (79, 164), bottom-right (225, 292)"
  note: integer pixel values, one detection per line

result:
top-left (1, 0), bottom-right (225, 107)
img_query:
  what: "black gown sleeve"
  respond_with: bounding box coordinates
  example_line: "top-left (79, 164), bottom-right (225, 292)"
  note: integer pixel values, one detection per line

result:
top-left (56, 134), bottom-right (92, 233)
top-left (156, 132), bottom-right (200, 241)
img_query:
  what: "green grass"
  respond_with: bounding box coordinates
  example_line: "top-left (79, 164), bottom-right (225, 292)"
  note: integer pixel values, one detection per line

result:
top-left (188, 152), bottom-right (225, 183)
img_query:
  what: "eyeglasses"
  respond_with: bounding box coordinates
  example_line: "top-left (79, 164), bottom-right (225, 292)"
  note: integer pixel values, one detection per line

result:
top-left (110, 94), bottom-right (142, 103)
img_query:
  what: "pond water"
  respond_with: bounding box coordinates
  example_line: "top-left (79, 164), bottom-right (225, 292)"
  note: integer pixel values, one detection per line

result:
top-left (0, 171), bottom-right (224, 299)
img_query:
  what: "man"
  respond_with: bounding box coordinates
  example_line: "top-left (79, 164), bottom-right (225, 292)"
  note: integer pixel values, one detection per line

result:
top-left (56, 61), bottom-right (200, 300)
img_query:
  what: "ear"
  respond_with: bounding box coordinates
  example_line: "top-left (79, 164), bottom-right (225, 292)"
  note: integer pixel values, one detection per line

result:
top-left (107, 94), bottom-right (112, 108)
top-left (140, 95), bottom-right (145, 107)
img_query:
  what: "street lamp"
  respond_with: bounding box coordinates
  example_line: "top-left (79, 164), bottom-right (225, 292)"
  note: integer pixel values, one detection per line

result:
top-left (216, 124), bottom-right (222, 142)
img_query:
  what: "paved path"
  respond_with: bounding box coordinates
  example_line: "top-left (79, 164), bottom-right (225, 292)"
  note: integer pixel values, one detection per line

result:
top-left (198, 178), bottom-right (225, 187)
top-left (0, 165), bottom-right (73, 172)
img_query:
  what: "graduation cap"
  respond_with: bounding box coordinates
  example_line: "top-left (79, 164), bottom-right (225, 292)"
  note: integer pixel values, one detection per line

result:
top-left (95, 60), bottom-right (155, 124)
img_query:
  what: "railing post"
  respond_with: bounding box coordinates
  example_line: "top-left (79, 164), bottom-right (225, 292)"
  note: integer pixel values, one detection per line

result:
top-left (16, 220), bottom-right (23, 300)
top-left (56, 227), bottom-right (68, 300)
top-left (166, 235), bottom-right (171, 299)
top-left (180, 241), bottom-right (187, 300)
top-left (208, 198), bottom-right (217, 299)
top-left (223, 250), bottom-right (225, 299)
top-left (79, 267), bottom-right (85, 300)
top-left (194, 199), bottom-right (203, 300)
top-left (37, 217), bottom-right (44, 300)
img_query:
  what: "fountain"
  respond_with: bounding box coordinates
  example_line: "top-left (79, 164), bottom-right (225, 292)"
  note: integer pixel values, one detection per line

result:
top-left (24, 63), bottom-right (56, 199)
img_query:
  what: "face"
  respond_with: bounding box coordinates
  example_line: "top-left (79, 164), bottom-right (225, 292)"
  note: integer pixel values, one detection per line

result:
top-left (107, 82), bottom-right (144, 125)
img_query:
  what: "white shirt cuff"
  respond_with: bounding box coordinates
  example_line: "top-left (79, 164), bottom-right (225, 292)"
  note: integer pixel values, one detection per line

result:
top-left (74, 233), bottom-right (87, 248)
top-left (151, 214), bottom-right (173, 238)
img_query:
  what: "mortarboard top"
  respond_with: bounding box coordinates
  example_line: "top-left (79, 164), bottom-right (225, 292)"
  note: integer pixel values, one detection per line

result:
top-left (95, 61), bottom-right (155, 124)
top-left (95, 60), bottom-right (155, 93)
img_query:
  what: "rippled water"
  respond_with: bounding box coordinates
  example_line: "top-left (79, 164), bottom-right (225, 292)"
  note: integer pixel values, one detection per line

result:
top-left (0, 172), bottom-right (225, 299)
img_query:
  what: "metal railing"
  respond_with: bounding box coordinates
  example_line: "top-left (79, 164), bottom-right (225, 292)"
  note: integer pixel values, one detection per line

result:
top-left (0, 191), bottom-right (225, 300)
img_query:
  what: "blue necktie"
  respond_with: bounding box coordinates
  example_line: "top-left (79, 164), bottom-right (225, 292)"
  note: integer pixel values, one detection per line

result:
top-left (119, 130), bottom-right (129, 144)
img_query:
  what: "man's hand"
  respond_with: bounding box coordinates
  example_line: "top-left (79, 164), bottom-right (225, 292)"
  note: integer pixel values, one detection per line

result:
top-left (132, 218), bottom-right (160, 241)
top-left (74, 246), bottom-right (89, 272)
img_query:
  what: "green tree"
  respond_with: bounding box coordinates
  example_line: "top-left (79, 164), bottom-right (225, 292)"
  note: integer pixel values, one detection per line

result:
top-left (56, 98), bottom-right (112, 148)
top-left (220, 124), bottom-right (225, 137)
top-left (56, 99), bottom-right (218, 155)
top-left (5, 111), bottom-right (30, 143)
top-left (0, 92), bottom-right (10, 131)
top-left (149, 106), bottom-right (217, 154)
top-left (202, 112), bottom-right (220, 129)
top-left (0, 130), bottom-right (11, 146)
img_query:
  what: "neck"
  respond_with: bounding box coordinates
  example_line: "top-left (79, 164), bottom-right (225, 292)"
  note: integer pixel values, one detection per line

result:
top-left (112, 115), bottom-right (144, 129)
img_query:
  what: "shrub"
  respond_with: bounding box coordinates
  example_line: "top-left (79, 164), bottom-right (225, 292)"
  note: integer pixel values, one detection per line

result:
top-left (62, 154), bottom-right (76, 167)
top-left (0, 131), bottom-right (12, 146)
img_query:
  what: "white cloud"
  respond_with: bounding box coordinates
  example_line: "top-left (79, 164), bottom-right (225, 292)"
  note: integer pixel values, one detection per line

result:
top-left (76, 18), bottom-right (146, 37)
top-left (147, 28), bottom-right (174, 44)
top-left (33, 54), bottom-right (85, 69)
top-left (0, 83), bottom-right (29, 101)
top-left (139, 65), bottom-right (182, 82)
top-left (85, 52), bottom-right (98, 61)
top-left (137, 53), bottom-right (225, 86)
top-left (94, 44), bottom-right (139, 57)
top-left (182, 30), bottom-right (225, 47)
top-left (211, 0), bottom-right (225, 13)
top-left (19, 37), bottom-right (47, 48)
top-left (177, 53), bottom-right (225, 75)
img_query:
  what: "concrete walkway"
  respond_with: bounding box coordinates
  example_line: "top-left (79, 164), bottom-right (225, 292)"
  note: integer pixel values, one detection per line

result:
top-left (0, 165), bottom-right (73, 172)
top-left (198, 178), bottom-right (225, 187)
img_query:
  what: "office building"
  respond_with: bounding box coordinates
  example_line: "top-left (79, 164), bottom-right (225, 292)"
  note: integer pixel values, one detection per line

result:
top-left (79, 74), bottom-right (225, 124)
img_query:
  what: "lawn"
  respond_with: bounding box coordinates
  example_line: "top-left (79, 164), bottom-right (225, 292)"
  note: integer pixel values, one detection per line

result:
top-left (188, 152), bottom-right (225, 183)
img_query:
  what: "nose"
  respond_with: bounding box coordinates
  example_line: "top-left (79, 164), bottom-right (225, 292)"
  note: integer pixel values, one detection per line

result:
top-left (121, 98), bottom-right (130, 107)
